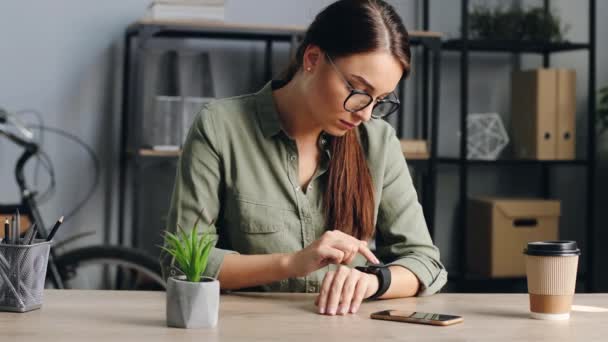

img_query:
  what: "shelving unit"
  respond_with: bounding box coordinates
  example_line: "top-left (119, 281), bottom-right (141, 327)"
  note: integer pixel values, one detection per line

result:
top-left (119, 20), bottom-right (443, 256)
top-left (424, 0), bottom-right (597, 292)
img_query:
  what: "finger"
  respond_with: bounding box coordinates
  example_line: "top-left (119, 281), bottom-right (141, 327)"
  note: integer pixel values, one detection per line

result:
top-left (326, 267), bottom-right (349, 315)
top-left (342, 245), bottom-right (358, 265)
top-left (357, 241), bottom-right (380, 264)
top-left (339, 270), bottom-right (360, 315)
top-left (318, 245), bottom-right (345, 265)
top-left (350, 276), bottom-right (368, 313)
top-left (329, 240), bottom-right (360, 265)
top-left (329, 239), bottom-right (355, 254)
top-left (317, 271), bottom-right (335, 314)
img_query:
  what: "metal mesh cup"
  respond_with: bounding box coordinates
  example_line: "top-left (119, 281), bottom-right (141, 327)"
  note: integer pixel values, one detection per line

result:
top-left (0, 240), bottom-right (51, 312)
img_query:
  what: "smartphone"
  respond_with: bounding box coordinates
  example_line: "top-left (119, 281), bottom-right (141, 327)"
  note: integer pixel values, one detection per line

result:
top-left (370, 310), bottom-right (463, 326)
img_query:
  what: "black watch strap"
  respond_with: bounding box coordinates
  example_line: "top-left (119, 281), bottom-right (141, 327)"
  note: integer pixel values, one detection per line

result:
top-left (355, 265), bottom-right (391, 300)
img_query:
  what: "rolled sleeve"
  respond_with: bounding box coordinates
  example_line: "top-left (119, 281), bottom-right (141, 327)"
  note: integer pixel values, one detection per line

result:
top-left (160, 104), bottom-right (238, 281)
top-left (387, 256), bottom-right (448, 296)
top-left (374, 127), bottom-right (447, 296)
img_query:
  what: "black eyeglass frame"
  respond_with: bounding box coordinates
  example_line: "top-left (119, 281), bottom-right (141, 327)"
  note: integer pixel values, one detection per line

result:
top-left (325, 54), bottom-right (401, 119)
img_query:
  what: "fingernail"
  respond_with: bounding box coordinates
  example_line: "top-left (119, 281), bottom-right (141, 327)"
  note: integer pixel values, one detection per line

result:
top-left (340, 306), bottom-right (348, 315)
top-left (328, 307), bottom-right (336, 315)
top-left (351, 305), bottom-right (359, 313)
top-left (319, 307), bottom-right (325, 314)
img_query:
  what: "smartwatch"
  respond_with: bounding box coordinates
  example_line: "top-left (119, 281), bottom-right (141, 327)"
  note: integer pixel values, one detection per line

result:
top-left (355, 264), bottom-right (391, 300)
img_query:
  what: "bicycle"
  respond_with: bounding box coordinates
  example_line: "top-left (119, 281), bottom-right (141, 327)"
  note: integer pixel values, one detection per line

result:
top-left (0, 109), bottom-right (166, 290)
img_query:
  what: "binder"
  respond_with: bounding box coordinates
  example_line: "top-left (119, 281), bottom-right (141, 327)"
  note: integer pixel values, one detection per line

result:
top-left (511, 69), bottom-right (558, 160)
top-left (556, 69), bottom-right (576, 160)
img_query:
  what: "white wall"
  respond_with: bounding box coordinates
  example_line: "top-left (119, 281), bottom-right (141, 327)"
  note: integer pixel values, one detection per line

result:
top-left (0, 0), bottom-right (606, 289)
top-left (0, 0), bottom-right (151, 250)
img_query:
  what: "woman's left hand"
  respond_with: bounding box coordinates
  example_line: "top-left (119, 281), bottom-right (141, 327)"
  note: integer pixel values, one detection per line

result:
top-left (314, 265), bottom-right (379, 315)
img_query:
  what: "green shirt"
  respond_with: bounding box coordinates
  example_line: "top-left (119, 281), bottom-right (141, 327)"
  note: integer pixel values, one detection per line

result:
top-left (161, 80), bottom-right (447, 296)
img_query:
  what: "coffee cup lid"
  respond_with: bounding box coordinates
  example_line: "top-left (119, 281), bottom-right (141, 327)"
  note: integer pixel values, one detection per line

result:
top-left (524, 241), bottom-right (581, 256)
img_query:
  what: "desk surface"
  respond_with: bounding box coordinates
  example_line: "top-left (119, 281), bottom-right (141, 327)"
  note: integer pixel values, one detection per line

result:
top-left (1, 290), bottom-right (607, 341)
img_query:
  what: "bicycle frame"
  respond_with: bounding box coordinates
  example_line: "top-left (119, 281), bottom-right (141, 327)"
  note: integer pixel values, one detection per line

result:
top-left (0, 126), bottom-right (65, 288)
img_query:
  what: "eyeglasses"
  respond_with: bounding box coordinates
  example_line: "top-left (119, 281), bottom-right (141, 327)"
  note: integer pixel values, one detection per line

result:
top-left (326, 54), bottom-right (400, 119)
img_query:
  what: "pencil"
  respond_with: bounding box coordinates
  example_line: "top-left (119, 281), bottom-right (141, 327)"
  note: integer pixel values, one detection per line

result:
top-left (46, 216), bottom-right (64, 242)
top-left (3, 219), bottom-right (8, 244)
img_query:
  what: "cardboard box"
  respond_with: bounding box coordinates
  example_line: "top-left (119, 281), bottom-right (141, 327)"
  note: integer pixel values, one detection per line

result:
top-left (400, 139), bottom-right (430, 160)
top-left (467, 197), bottom-right (560, 278)
top-left (511, 69), bottom-right (576, 160)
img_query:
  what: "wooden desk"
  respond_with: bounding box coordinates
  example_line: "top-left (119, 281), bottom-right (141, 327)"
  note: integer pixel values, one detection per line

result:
top-left (1, 291), bottom-right (607, 341)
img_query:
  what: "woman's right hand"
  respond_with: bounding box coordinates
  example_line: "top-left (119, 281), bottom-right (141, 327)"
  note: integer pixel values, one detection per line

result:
top-left (286, 230), bottom-right (380, 278)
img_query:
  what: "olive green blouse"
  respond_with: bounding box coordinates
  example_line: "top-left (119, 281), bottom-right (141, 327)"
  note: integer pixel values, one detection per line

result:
top-left (161, 80), bottom-right (447, 296)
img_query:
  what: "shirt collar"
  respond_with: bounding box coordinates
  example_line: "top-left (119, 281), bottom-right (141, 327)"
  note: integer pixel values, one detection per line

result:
top-left (255, 80), bottom-right (284, 138)
top-left (255, 80), bottom-right (333, 157)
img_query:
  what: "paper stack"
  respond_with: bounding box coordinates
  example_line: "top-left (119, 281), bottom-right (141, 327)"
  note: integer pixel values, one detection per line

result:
top-left (145, 0), bottom-right (225, 22)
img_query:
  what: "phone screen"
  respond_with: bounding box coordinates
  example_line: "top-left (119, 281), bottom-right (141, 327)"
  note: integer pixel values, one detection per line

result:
top-left (377, 310), bottom-right (461, 322)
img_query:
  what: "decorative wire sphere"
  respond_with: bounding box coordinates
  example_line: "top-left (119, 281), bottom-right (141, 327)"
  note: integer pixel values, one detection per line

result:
top-left (466, 113), bottom-right (509, 160)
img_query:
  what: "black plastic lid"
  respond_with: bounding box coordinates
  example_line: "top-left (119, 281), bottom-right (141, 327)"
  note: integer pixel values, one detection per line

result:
top-left (524, 241), bottom-right (581, 256)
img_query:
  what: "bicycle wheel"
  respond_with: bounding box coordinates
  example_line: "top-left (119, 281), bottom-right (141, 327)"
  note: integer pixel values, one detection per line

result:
top-left (52, 245), bottom-right (166, 290)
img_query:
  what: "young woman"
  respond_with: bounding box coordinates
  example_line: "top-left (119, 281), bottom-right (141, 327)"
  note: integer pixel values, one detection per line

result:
top-left (162, 0), bottom-right (447, 316)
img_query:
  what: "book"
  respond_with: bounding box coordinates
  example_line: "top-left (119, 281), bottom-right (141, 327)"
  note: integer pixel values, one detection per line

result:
top-left (152, 0), bottom-right (224, 5)
top-left (145, 2), bottom-right (225, 22)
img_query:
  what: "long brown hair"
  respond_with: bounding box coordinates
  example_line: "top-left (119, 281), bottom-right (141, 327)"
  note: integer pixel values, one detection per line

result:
top-left (281, 0), bottom-right (411, 241)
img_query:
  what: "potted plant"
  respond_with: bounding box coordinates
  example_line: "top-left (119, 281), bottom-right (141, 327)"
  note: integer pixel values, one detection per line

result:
top-left (469, 4), bottom-right (569, 42)
top-left (162, 216), bottom-right (218, 329)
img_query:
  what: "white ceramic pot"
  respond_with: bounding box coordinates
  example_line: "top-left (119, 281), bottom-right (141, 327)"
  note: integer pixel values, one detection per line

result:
top-left (166, 275), bottom-right (219, 329)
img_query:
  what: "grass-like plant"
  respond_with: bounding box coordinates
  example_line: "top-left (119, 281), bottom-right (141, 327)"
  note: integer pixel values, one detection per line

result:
top-left (469, 4), bottom-right (569, 42)
top-left (161, 211), bottom-right (216, 282)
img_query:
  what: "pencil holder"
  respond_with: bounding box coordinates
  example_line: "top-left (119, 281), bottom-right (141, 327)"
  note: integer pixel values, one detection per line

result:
top-left (0, 240), bottom-right (50, 312)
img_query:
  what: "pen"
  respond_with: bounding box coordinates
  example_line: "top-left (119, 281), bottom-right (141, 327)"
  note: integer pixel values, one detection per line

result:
top-left (22, 223), bottom-right (37, 245)
top-left (26, 224), bottom-right (38, 245)
top-left (16, 209), bottom-right (20, 245)
top-left (3, 218), bottom-right (8, 244)
top-left (10, 215), bottom-right (16, 244)
top-left (46, 216), bottom-right (64, 242)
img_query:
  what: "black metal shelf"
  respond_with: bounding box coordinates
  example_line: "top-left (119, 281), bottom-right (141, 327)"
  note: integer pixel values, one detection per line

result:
top-left (438, 158), bottom-right (590, 166)
top-left (424, 0), bottom-right (597, 293)
top-left (127, 20), bottom-right (443, 47)
top-left (443, 39), bottom-right (590, 53)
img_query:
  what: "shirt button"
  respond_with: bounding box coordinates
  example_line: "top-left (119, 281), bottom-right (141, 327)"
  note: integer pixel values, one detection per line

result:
top-left (308, 185), bottom-right (313, 191)
top-left (290, 155), bottom-right (297, 161)
top-left (295, 186), bottom-right (300, 191)
top-left (321, 139), bottom-right (326, 145)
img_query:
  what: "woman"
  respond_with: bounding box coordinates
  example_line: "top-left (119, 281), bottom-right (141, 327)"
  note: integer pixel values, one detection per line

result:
top-left (162, 0), bottom-right (447, 316)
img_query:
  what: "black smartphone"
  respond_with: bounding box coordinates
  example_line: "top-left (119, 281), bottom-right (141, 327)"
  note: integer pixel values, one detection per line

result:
top-left (370, 310), bottom-right (463, 326)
